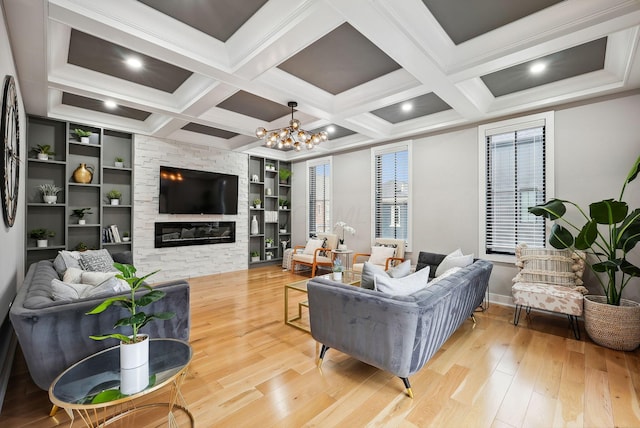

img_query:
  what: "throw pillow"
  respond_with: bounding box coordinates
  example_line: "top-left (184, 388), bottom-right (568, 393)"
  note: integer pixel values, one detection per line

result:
top-left (361, 260), bottom-right (412, 289)
top-left (369, 245), bottom-right (396, 266)
top-left (52, 250), bottom-right (82, 277)
top-left (429, 266), bottom-right (462, 285)
top-left (435, 249), bottom-right (473, 276)
top-left (81, 271), bottom-right (117, 286)
top-left (79, 249), bottom-right (117, 272)
top-left (62, 267), bottom-right (84, 284)
top-left (388, 259), bottom-right (412, 278)
top-left (374, 266), bottom-right (431, 296)
top-left (50, 279), bottom-right (93, 301)
top-left (303, 238), bottom-right (325, 255)
top-left (86, 276), bottom-right (129, 298)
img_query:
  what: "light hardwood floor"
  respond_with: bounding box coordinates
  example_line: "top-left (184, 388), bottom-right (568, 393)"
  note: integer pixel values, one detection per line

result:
top-left (1, 265), bottom-right (639, 427)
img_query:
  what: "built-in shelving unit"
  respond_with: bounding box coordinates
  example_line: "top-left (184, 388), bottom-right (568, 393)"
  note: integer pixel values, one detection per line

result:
top-left (25, 116), bottom-right (134, 269)
top-left (248, 156), bottom-right (291, 266)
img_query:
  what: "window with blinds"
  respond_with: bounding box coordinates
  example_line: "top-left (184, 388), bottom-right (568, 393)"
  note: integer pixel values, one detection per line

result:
top-left (307, 158), bottom-right (331, 235)
top-left (372, 142), bottom-right (411, 248)
top-left (479, 112), bottom-right (554, 260)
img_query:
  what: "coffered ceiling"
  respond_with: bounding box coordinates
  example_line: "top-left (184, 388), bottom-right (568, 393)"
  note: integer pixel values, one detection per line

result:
top-left (3, 0), bottom-right (640, 160)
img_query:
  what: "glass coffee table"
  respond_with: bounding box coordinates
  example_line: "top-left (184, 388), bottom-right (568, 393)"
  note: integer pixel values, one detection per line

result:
top-left (285, 271), bottom-right (361, 332)
top-left (49, 338), bottom-right (193, 427)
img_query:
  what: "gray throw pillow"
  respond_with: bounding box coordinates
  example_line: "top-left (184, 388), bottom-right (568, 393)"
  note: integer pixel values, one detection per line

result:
top-left (79, 249), bottom-right (117, 272)
top-left (52, 250), bottom-right (82, 277)
top-left (361, 260), bottom-right (411, 289)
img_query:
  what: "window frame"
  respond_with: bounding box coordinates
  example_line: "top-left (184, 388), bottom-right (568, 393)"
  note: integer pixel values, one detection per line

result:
top-left (478, 111), bottom-right (555, 263)
top-left (371, 141), bottom-right (413, 252)
top-left (306, 156), bottom-right (332, 236)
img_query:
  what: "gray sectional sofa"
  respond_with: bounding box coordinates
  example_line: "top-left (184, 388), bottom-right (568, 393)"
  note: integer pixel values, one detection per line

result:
top-left (307, 251), bottom-right (492, 397)
top-left (10, 258), bottom-right (191, 391)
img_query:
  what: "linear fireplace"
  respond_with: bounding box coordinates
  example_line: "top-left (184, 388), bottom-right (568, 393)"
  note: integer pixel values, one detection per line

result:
top-left (154, 221), bottom-right (235, 248)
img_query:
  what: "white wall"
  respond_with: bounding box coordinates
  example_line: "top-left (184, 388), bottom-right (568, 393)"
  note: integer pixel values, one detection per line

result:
top-left (0, 3), bottom-right (26, 321)
top-left (133, 135), bottom-right (248, 281)
top-left (291, 92), bottom-right (640, 303)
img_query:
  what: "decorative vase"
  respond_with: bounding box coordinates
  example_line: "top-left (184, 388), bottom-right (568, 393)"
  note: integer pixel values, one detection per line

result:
top-left (255, 203), bottom-right (261, 209)
top-left (72, 163), bottom-right (94, 184)
top-left (251, 215), bottom-right (259, 235)
top-left (266, 188), bottom-right (272, 196)
top-left (123, 237), bottom-right (130, 242)
top-left (266, 254), bottom-right (272, 260)
top-left (78, 219), bottom-right (86, 225)
top-left (36, 239), bottom-right (47, 248)
top-left (333, 271), bottom-right (342, 282)
top-left (110, 199), bottom-right (120, 206)
top-left (584, 295), bottom-right (640, 351)
top-left (120, 335), bottom-right (149, 395)
top-left (338, 244), bottom-right (347, 251)
top-left (37, 153), bottom-right (48, 160)
top-left (43, 195), bottom-right (57, 204)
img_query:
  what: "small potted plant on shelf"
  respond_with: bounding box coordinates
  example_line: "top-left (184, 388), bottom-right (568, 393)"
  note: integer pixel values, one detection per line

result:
top-left (86, 263), bottom-right (175, 394)
top-left (253, 198), bottom-right (261, 209)
top-left (251, 251), bottom-right (260, 262)
top-left (75, 242), bottom-right (89, 252)
top-left (279, 167), bottom-right (292, 184)
top-left (279, 225), bottom-right (287, 233)
top-left (115, 157), bottom-right (124, 168)
top-left (266, 163), bottom-right (275, 171)
top-left (30, 144), bottom-right (55, 160)
top-left (72, 207), bottom-right (93, 225)
top-left (107, 189), bottom-right (122, 205)
top-left (37, 183), bottom-right (62, 204)
top-left (279, 199), bottom-right (289, 210)
top-left (73, 128), bottom-right (92, 144)
top-left (332, 258), bottom-right (343, 282)
top-left (123, 231), bottom-right (130, 242)
top-left (265, 251), bottom-right (273, 261)
top-left (30, 228), bottom-right (55, 248)
top-left (265, 238), bottom-right (274, 247)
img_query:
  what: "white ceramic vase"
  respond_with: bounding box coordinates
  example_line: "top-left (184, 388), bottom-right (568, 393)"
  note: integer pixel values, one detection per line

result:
top-left (110, 199), bottom-right (120, 205)
top-left (338, 244), bottom-right (347, 251)
top-left (251, 215), bottom-right (259, 235)
top-left (36, 239), bottom-right (48, 248)
top-left (333, 271), bottom-right (343, 282)
top-left (37, 153), bottom-right (48, 160)
top-left (43, 195), bottom-right (57, 204)
top-left (115, 161), bottom-right (124, 168)
top-left (78, 219), bottom-right (86, 225)
top-left (121, 362), bottom-right (149, 395)
top-left (120, 335), bottom-right (149, 370)
top-left (80, 136), bottom-right (90, 144)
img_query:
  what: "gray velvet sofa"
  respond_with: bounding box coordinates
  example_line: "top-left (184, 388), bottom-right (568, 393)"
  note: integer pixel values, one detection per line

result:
top-left (307, 251), bottom-right (492, 397)
top-left (10, 258), bottom-right (191, 391)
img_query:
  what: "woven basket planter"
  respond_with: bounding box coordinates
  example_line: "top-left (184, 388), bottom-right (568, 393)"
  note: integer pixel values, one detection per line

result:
top-left (584, 295), bottom-right (640, 351)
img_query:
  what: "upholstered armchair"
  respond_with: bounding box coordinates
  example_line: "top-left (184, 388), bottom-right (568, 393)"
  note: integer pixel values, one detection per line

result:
top-left (291, 233), bottom-right (339, 276)
top-left (512, 243), bottom-right (587, 339)
top-left (352, 238), bottom-right (405, 273)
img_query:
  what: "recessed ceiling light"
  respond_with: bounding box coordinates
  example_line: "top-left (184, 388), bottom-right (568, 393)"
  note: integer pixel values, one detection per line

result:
top-left (326, 125), bottom-right (336, 134)
top-left (401, 102), bottom-right (412, 112)
top-left (530, 62), bottom-right (546, 74)
top-left (125, 57), bottom-right (143, 70)
top-left (104, 100), bottom-right (117, 109)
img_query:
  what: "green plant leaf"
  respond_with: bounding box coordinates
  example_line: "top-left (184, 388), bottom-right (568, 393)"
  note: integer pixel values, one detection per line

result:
top-left (592, 259), bottom-right (621, 273)
top-left (86, 296), bottom-right (129, 315)
top-left (139, 312), bottom-right (175, 329)
top-left (549, 224), bottom-right (574, 248)
top-left (91, 389), bottom-right (124, 404)
top-left (528, 199), bottom-right (566, 220)
top-left (625, 154), bottom-right (640, 183)
top-left (136, 290), bottom-right (166, 307)
top-left (589, 199), bottom-right (628, 224)
top-left (617, 209), bottom-right (640, 252)
top-left (89, 333), bottom-right (131, 342)
top-left (620, 259), bottom-right (640, 277)
top-left (114, 312), bottom-right (146, 328)
top-left (575, 220), bottom-right (597, 250)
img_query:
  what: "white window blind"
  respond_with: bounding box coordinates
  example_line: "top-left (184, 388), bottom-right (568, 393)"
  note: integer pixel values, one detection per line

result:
top-left (307, 159), bottom-right (331, 234)
top-left (372, 143), bottom-right (411, 248)
top-left (480, 112), bottom-right (554, 259)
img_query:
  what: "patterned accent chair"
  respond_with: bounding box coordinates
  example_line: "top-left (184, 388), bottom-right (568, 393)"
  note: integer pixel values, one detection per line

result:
top-left (512, 243), bottom-right (587, 339)
top-left (291, 233), bottom-right (339, 276)
top-left (352, 238), bottom-right (406, 273)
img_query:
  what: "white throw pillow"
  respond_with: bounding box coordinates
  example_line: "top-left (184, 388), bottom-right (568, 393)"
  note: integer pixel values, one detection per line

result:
top-left (374, 266), bottom-right (431, 296)
top-left (361, 260), bottom-right (412, 290)
top-left (81, 271), bottom-right (117, 286)
top-left (435, 249), bottom-right (474, 276)
top-left (429, 266), bottom-right (462, 285)
top-left (86, 276), bottom-right (130, 298)
top-left (50, 279), bottom-right (93, 301)
top-left (388, 259), bottom-right (412, 278)
top-left (303, 238), bottom-right (324, 255)
top-left (369, 246), bottom-right (396, 265)
top-left (62, 267), bottom-right (84, 284)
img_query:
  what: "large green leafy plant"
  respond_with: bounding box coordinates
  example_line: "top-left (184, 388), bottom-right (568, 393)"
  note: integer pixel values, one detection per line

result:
top-left (529, 154), bottom-right (640, 305)
top-left (87, 263), bottom-right (175, 343)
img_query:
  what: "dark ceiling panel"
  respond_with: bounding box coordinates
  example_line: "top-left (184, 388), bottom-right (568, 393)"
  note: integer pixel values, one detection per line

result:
top-left (277, 23), bottom-right (401, 95)
top-left (67, 29), bottom-right (192, 93)
top-left (371, 93), bottom-right (451, 124)
top-left (137, 0), bottom-right (267, 42)
top-left (309, 124), bottom-right (355, 140)
top-left (217, 91), bottom-right (292, 122)
top-left (422, 0), bottom-right (564, 45)
top-left (182, 122), bottom-right (239, 139)
top-left (61, 92), bottom-right (152, 121)
top-left (481, 38), bottom-right (607, 97)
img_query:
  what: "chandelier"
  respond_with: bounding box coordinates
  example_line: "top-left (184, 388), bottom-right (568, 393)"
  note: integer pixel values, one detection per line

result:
top-left (255, 101), bottom-right (328, 151)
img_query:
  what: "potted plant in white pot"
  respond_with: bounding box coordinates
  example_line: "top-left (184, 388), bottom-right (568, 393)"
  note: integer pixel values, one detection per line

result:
top-left (123, 231), bottom-right (130, 242)
top-left (279, 167), bottom-right (292, 184)
top-left (115, 157), bottom-right (124, 168)
top-left (86, 263), bottom-right (175, 394)
top-left (71, 207), bottom-right (92, 225)
top-left (73, 128), bottom-right (92, 144)
top-left (332, 257), bottom-right (343, 282)
top-left (253, 198), bottom-right (261, 209)
top-left (30, 144), bottom-right (55, 160)
top-left (30, 228), bottom-right (55, 247)
top-left (529, 154), bottom-right (640, 350)
top-left (38, 183), bottom-right (62, 204)
top-left (251, 251), bottom-right (260, 262)
top-left (107, 189), bottom-right (122, 205)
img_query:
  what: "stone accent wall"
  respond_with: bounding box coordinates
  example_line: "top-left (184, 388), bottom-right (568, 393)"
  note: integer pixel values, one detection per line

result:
top-left (133, 135), bottom-right (248, 281)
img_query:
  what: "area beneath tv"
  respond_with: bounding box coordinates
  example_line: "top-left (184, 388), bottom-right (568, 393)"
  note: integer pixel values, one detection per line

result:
top-left (154, 221), bottom-right (235, 248)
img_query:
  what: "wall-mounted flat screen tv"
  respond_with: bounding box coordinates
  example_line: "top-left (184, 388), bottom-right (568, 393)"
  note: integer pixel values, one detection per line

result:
top-left (159, 166), bottom-right (238, 215)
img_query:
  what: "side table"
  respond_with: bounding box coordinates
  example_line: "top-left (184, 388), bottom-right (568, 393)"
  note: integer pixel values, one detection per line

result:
top-left (331, 249), bottom-right (354, 271)
top-left (49, 338), bottom-right (193, 427)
